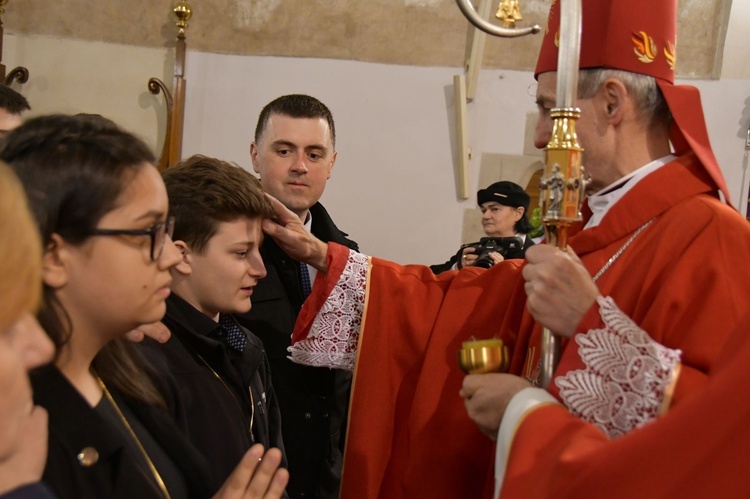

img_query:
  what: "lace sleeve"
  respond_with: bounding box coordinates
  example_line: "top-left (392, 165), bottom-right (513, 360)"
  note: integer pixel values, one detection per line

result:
top-left (555, 296), bottom-right (682, 438)
top-left (287, 251), bottom-right (369, 371)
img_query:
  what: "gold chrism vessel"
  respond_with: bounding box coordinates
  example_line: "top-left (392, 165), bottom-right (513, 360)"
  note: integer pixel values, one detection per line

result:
top-left (458, 338), bottom-right (510, 374)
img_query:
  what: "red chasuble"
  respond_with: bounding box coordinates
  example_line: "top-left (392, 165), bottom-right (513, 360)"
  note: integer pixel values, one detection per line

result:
top-left (501, 311), bottom-right (750, 499)
top-left (294, 154), bottom-right (750, 499)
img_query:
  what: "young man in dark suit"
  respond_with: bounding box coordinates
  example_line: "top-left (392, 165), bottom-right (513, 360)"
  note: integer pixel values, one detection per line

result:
top-left (236, 95), bottom-right (358, 499)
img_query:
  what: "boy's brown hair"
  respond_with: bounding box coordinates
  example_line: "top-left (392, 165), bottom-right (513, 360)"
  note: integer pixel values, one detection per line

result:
top-left (163, 154), bottom-right (275, 254)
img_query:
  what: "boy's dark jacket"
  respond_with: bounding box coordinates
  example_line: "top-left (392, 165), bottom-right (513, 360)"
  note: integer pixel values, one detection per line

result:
top-left (138, 293), bottom-right (286, 490)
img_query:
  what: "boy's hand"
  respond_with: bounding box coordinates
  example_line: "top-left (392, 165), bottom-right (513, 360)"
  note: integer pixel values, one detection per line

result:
top-left (262, 195), bottom-right (328, 272)
top-left (213, 444), bottom-right (289, 499)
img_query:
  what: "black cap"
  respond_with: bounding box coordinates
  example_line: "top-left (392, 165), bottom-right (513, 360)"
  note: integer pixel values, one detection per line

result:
top-left (477, 181), bottom-right (530, 210)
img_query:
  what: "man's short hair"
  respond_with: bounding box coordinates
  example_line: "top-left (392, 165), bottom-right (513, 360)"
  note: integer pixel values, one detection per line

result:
top-left (162, 154), bottom-right (275, 255)
top-left (578, 69), bottom-right (671, 128)
top-left (0, 85), bottom-right (30, 114)
top-left (254, 94), bottom-right (336, 148)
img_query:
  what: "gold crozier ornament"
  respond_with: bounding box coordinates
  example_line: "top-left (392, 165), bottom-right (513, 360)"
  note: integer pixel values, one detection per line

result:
top-left (495, 0), bottom-right (524, 28)
top-left (537, 0), bottom-right (587, 389)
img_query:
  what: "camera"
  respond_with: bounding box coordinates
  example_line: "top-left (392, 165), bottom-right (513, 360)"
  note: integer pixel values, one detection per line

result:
top-left (464, 237), bottom-right (523, 269)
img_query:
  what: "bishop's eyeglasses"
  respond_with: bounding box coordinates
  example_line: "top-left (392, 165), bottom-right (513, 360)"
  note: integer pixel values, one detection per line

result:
top-left (86, 217), bottom-right (175, 262)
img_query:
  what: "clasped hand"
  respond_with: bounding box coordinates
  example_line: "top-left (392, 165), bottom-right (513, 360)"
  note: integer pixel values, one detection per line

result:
top-left (522, 244), bottom-right (599, 338)
top-left (460, 374), bottom-right (532, 440)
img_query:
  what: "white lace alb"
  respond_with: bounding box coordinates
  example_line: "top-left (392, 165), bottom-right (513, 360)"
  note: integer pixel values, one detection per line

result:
top-left (555, 296), bottom-right (681, 438)
top-left (287, 250), bottom-right (368, 371)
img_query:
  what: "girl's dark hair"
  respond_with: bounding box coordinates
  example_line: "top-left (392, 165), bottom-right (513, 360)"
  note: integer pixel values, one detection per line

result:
top-left (0, 114), bottom-right (165, 407)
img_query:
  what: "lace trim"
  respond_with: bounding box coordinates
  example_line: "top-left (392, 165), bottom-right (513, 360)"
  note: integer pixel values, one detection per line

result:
top-left (555, 296), bottom-right (681, 438)
top-left (287, 251), bottom-right (368, 371)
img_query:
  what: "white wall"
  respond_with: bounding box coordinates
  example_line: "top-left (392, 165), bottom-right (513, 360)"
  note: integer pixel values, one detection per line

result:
top-left (4, 33), bottom-right (749, 265)
top-left (183, 52), bottom-right (750, 264)
top-left (722, 0), bottom-right (750, 80)
top-left (694, 78), bottom-right (750, 213)
top-left (4, 34), bottom-right (171, 154)
top-left (183, 53), bottom-right (505, 264)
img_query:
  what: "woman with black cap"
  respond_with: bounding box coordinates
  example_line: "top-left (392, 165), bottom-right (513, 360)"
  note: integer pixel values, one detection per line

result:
top-left (430, 181), bottom-right (535, 274)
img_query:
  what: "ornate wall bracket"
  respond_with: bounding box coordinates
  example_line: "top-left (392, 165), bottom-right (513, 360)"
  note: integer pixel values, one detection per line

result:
top-left (0, 0), bottom-right (30, 85)
top-left (149, 0), bottom-right (191, 171)
top-left (453, 0), bottom-right (540, 199)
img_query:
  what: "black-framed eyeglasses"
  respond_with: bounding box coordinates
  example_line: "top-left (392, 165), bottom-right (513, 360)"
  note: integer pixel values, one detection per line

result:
top-left (86, 217), bottom-right (175, 262)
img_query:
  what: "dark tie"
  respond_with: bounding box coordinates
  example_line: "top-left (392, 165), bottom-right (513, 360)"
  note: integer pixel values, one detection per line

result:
top-left (218, 313), bottom-right (247, 353)
top-left (299, 262), bottom-right (312, 298)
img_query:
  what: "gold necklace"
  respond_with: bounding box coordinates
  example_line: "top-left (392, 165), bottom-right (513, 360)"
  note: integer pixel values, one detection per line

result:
top-left (95, 375), bottom-right (172, 499)
top-left (192, 350), bottom-right (255, 440)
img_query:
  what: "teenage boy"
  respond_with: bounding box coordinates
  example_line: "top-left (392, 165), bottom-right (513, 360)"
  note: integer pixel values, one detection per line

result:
top-left (138, 154), bottom-right (286, 489)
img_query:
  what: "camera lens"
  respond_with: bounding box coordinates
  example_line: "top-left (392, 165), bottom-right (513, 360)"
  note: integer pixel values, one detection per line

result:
top-left (474, 254), bottom-right (494, 268)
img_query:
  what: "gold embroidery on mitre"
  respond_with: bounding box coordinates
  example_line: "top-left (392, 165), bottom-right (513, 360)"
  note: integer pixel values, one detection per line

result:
top-left (632, 31), bottom-right (657, 64)
top-left (664, 40), bottom-right (676, 70)
top-left (554, 30), bottom-right (560, 48)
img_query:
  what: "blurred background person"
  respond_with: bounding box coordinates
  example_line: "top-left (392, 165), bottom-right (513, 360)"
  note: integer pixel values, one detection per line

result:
top-left (431, 181), bottom-right (535, 273)
top-left (0, 85), bottom-right (30, 137)
top-left (0, 161), bottom-right (55, 499)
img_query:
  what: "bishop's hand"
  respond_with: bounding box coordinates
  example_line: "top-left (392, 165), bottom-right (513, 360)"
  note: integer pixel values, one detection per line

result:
top-left (460, 373), bottom-right (532, 440)
top-left (522, 244), bottom-right (599, 338)
top-left (213, 444), bottom-right (289, 499)
top-left (261, 194), bottom-right (328, 272)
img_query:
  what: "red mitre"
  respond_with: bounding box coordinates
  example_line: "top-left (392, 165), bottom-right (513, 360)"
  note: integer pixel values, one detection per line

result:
top-left (535, 0), bottom-right (730, 203)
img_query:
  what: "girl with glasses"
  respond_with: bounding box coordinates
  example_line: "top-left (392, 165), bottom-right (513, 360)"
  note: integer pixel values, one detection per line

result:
top-left (1, 115), bottom-right (288, 499)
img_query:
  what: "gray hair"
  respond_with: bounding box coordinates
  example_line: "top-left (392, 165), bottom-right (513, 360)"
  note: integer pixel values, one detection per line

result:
top-left (578, 69), bottom-right (671, 128)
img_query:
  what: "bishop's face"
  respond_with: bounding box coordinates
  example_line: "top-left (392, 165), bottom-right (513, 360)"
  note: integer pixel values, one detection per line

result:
top-left (534, 71), bottom-right (617, 195)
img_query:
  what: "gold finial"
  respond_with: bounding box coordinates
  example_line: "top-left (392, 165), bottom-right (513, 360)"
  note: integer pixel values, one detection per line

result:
top-left (0, 0), bottom-right (8, 17)
top-left (495, 0), bottom-right (523, 28)
top-left (174, 0), bottom-right (192, 37)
